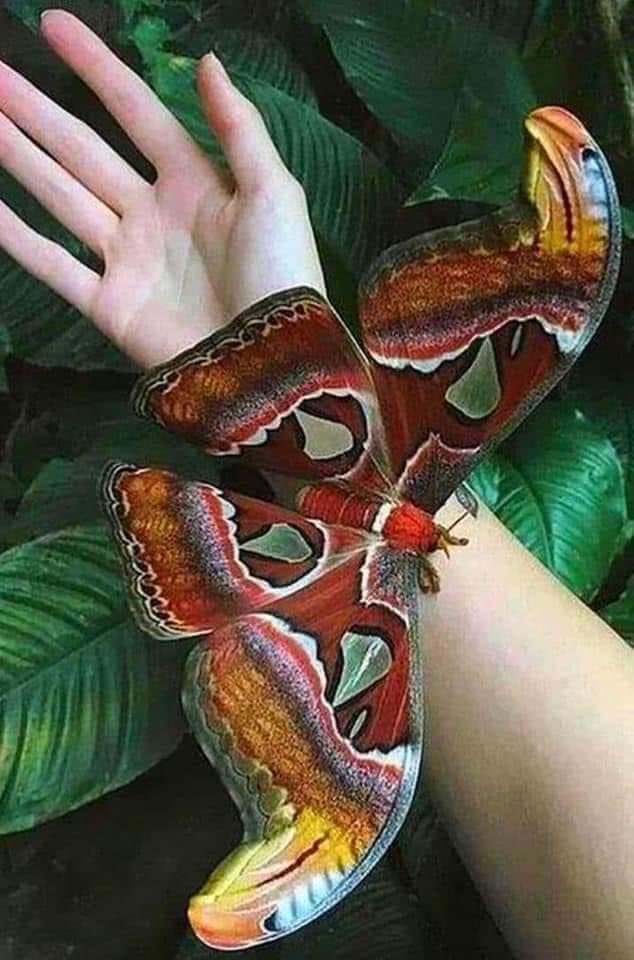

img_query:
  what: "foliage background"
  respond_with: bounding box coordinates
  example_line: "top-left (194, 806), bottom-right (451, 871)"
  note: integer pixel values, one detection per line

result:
top-left (0, 1), bottom-right (632, 957)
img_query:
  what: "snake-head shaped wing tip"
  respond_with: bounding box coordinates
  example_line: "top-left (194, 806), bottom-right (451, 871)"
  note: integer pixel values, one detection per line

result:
top-left (187, 821), bottom-right (354, 951)
top-left (182, 586), bottom-right (420, 951)
top-left (356, 106), bottom-right (621, 512)
top-left (525, 104), bottom-right (591, 143)
top-left (522, 105), bottom-right (621, 272)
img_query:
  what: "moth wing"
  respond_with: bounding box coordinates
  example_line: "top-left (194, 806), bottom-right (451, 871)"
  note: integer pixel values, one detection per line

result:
top-left (182, 547), bottom-right (422, 949)
top-left (359, 107), bottom-right (621, 511)
top-left (132, 287), bottom-right (392, 498)
top-left (101, 461), bottom-right (367, 640)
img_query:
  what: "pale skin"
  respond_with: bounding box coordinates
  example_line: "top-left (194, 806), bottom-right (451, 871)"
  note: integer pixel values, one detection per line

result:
top-left (0, 11), bottom-right (632, 959)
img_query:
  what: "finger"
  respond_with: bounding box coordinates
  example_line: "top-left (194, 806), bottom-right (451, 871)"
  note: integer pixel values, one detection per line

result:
top-left (0, 197), bottom-right (100, 315)
top-left (0, 110), bottom-right (119, 256)
top-left (197, 53), bottom-right (291, 194)
top-left (0, 58), bottom-right (147, 213)
top-left (40, 10), bottom-right (203, 174)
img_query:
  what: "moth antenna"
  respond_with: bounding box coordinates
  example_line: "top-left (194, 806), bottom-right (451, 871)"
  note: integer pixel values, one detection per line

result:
top-left (446, 509), bottom-right (470, 533)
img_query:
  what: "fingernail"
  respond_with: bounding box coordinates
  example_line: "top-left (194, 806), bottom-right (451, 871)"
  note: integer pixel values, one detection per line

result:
top-left (40, 10), bottom-right (56, 26)
top-left (204, 51), bottom-right (230, 83)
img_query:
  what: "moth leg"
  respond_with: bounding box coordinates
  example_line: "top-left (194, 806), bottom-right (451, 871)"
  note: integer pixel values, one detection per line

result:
top-left (418, 556), bottom-right (441, 594)
top-left (436, 526), bottom-right (469, 554)
top-left (419, 525), bottom-right (469, 593)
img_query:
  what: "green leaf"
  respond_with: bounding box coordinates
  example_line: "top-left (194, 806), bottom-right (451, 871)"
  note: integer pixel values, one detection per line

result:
top-left (601, 576), bottom-right (634, 646)
top-left (186, 28), bottom-right (317, 106)
top-left (407, 77), bottom-right (533, 206)
top-left (568, 375), bottom-right (634, 516)
top-left (298, 0), bottom-right (465, 159)
top-left (5, 0), bottom-right (43, 30)
top-left (469, 401), bottom-right (628, 601)
top-left (128, 13), bottom-right (173, 61)
top-left (457, 0), bottom-right (556, 54)
top-left (300, 0), bottom-right (535, 203)
top-left (5, 400), bottom-right (219, 545)
top-left (0, 524), bottom-right (189, 833)
top-left (316, 235), bottom-right (358, 332)
top-left (144, 52), bottom-right (402, 275)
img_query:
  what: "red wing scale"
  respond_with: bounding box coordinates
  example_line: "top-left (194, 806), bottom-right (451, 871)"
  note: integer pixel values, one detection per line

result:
top-left (182, 546), bottom-right (421, 950)
top-left (132, 287), bottom-right (392, 497)
top-left (101, 462), bottom-right (368, 639)
top-left (359, 107), bottom-right (622, 511)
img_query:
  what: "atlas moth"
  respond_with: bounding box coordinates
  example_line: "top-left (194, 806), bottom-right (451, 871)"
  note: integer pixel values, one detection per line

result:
top-left (102, 107), bottom-right (621, 950)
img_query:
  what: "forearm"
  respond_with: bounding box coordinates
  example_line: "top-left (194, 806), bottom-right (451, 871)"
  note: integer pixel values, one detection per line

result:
top-left (422, 495), bottom-right (634, 960)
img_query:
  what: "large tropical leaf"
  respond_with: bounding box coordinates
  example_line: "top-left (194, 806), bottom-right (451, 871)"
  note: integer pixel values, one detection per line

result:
top-left (470, 402), bottom-right (628, 601)
top-left (176, 27), bottom-right (317, 106)
top-left (299, 0), bottom-right (469, 159)
top-left (406, 73), bottom-right (534, 206)
top-left (568, 375), bottom-right (634, 516)
top-left (452, 0), bottom-right (555, 53)
top-left (0, 524), bottom-right (189, 833)
top-left (4, 400), bottom-right (219, 545)
top-left (144, 51), bottom-right (402, 276)
top-left (299, 0), bottom-right (535, 203)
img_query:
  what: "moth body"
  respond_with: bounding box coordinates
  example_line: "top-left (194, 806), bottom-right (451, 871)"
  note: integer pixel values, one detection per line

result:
top-left (297, 482), bottom-right (440, 554)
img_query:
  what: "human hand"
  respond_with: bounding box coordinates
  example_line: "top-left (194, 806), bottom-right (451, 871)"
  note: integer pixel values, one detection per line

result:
top-left (0, 10), bottom-right (325, 368)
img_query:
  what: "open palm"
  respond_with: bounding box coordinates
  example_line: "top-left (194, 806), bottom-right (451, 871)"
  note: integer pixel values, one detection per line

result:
top-left (0, 10), bottom-right (325, 368)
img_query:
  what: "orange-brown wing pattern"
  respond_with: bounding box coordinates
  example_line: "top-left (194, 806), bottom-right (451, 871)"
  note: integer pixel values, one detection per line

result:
top-left (359, 107), bottom-right (621, 511)
top-left (102, 462), bottom-right (367, 640)
top-left (103, 459), bottom-right (422, 949)
top-left (132, 287), bottom-right (391, 496)
top-left (182, 547), bottom-right (421, 950)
